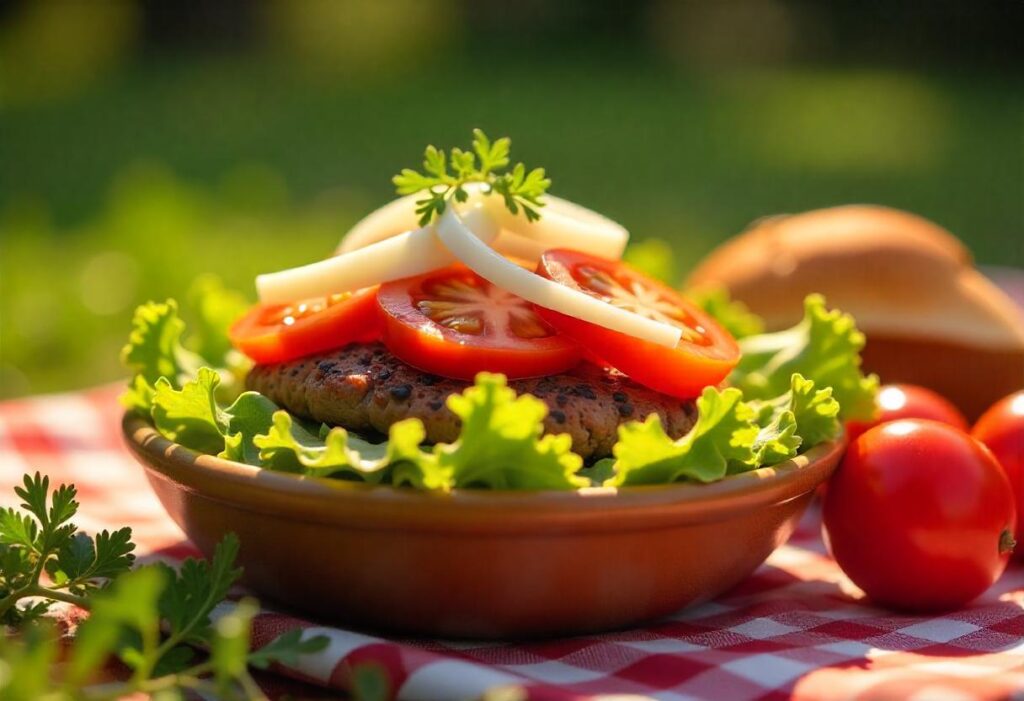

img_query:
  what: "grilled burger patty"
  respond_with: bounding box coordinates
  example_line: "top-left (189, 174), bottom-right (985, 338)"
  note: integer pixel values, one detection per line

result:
top-left (247, 342), bottom-right (697, 460)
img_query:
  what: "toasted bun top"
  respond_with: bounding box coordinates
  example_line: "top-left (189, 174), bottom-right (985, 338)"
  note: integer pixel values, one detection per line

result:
top-left (687, 205), bottom-right (1024, 349)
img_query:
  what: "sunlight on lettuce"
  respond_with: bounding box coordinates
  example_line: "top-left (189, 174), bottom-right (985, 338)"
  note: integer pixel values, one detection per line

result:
top-left (714, 70), bottom-right (950, 173)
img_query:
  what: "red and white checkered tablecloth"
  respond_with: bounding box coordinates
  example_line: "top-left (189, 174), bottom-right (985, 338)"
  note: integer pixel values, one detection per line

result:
top-left (1, 385), bottom-right (1022, 701)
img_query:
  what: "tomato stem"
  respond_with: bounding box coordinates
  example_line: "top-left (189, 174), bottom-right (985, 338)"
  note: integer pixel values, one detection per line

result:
top-left (999, 528), bottom-right (1017, 556)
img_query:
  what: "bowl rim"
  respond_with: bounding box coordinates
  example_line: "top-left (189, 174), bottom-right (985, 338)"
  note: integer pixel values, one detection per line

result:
top-left (123, 414), bottom-right (844, 534)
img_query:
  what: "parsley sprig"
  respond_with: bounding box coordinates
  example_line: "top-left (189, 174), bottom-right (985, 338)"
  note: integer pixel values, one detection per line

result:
top-left (393, 129), bottom-right (551, 225)
top-left (0, 473), bottom-right (334, 701)
top-left (0, 473), bottom-right (135, 625)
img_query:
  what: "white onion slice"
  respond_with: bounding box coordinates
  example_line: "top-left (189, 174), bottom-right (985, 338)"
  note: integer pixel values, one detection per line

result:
top-left (256, 204), bottom-right (500, 304)
top-left (435, 208), bottom-right (681, 349)
top-left (337, 186), bottom-right (628, 261)
top-left (337, 191), bottom-right (441, 253)
top-left (491, 196), bottom-right (629, 260)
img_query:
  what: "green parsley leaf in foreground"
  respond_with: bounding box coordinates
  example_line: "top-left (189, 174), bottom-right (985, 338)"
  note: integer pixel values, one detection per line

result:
top-left (730, 294), bottom-right (879, 421)
top-left (0, 473), bottom-right (136, 626)
top-left (1, 473), bottom-right (330, 700)
top-left (393, 129), bottom-right (550, 225)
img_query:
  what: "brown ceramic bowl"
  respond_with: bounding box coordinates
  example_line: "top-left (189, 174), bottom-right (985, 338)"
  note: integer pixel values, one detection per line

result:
top-left (123, 414), bottom-right (843, 639)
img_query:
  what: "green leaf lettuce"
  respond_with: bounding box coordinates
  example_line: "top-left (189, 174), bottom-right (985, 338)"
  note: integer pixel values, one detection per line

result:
top-left (731, 294), bottom-right (878, 421)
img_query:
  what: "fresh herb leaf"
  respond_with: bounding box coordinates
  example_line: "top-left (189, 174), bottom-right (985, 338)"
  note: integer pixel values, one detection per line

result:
top-left (731, 294), bottom-right (879, 421)
top-left (393, 129), bottom-right (550, 226)
top-left (1, 474), bottom-right (330, 700)
top-left (67, 564), bottom-right (168, 685)
top-left (0, 473), bottom-right (135, 626)
top-left (210, 598), bottom-right (257, 695)
top-left (156, 533), bottom-right (243, 648)
top-left (247, 625), bottom-right (330, 669)
top-left (48, 527), bottom-right (136, 592)
top-left (0, 619), bottom-right (60, 701)
top-left (350, 664), bottom-right (392, 701)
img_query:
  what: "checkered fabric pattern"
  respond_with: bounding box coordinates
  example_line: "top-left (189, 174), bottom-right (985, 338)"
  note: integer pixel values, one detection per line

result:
top-left (2, 385), bottom-right (1023, 701)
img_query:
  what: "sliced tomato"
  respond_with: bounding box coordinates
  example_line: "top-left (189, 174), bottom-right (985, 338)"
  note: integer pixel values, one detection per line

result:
top-left (377, 265), bottom-right (582, 380)
top-left (534, 249), bottom-right (739, 398)
top-left (229, 288), bottom-right (382, 364)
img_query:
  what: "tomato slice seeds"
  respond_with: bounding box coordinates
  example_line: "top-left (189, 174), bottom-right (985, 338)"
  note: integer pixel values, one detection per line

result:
top-left (377, 266), bottom-right (581, 381)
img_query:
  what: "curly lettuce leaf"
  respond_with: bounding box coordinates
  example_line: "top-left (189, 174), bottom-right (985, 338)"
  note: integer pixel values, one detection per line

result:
top-left (220, 392), bottom-right (282, 465)
top-left (687, 286), bottom-right (765, 339)
top-left (435, 373), bottom-right (587, 490)
top-left (151, 368), bottom-right (227, 455)
top-left (252, 410), bottom-right (453, 488)
top-left (748, 373), bottom-right (841, 468)
top-left (254, 412), bottom-right (391, 482)
top-left (387, 421), bottom-right (448, 490)
top-left (122, 279), bottom-right (250, 412)
top-left (123, 283), bottom-right (850, 492)
top-left (608, 387), bottom-right (759, 486)
top-left (120, 301), bottom-right (203, 411)
top-left (731, 294), bottom-right (878, 421)
top-left (778, 373), bottom-right (842, 448)
top-left (150, 367), bottom-right (283, 463)
top-left (748, 407), bottom-right (800, 470)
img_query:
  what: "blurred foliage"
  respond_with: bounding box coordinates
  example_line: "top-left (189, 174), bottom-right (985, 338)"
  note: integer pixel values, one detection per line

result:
top-left (0, 164), bottom-right (359, 396)
top-left (0, 0), bottom-right (1021, 398)
top-left (264, 0), bottom-right (459, 80)
top-left (0, 0), bottom-right (139, 105)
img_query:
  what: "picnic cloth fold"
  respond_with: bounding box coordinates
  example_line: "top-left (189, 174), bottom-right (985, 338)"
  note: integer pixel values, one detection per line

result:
top-left (2, 384), bottom-right (1022, 701)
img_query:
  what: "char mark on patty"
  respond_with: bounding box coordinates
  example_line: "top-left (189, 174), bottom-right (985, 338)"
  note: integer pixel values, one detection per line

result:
top-left (246, 343), bottom-right (696, 461)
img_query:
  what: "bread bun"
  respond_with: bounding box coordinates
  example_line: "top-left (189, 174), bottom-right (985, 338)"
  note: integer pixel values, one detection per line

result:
top-left (687, 205), bottom-right (1024, 419)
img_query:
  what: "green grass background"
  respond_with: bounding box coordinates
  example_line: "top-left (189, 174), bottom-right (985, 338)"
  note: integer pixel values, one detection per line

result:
top-left (2, 43), bottom-right (1022, 397)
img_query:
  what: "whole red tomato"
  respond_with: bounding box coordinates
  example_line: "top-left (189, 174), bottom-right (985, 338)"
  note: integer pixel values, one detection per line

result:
top-left (972, 391), bottom-right (1024, 560)
top-left (846, 384), bottom-right (968, 442)
top-left (823, 419), bottom-right (1016, 612)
